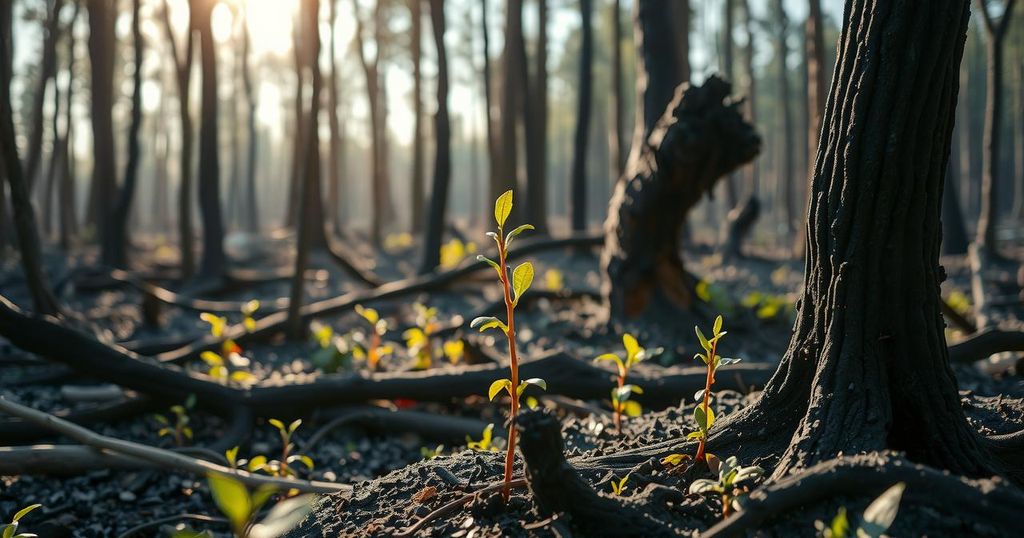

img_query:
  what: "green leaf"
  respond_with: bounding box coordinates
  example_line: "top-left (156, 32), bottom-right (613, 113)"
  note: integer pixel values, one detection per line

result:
top-left (516, 377), bottom-right (547, 396)
top-left (488, 379), bottom-right (512, 400)
top-left (250, 485), bottom-right (278, 513)
top-left (268, 419), bottom-right (285, 432)
top-left (858, 482), bottom-right (906, 538)
top-left (623, 400), bottom-right (643, 417)
top-left (694, 404), bottom-right (715, 433)
top-left (686, 431), bottom-right (703, 440)
top-left (504, 224), bottom-right (534, 245)
top-left (695, 326), bottom-right (711, 353)
top-left (593, 353), bottom-right (626, 374)
top-left (207, 472), bottom-right (252, 532)
top-left (511, 262), bottom-right (534, 305)
top-left (661, 453), bottom-right (690, 466)
top-left (225, 446), bottom-right (239, 466)
top-left (249, 495), bottom-right (316, 538)
top-left (476, 255), bottom-right (501, 275)
top-left (713, 315), bottom-right (723, 336)
top-left (732, 465), bottom-right (764, 485)
top-left (288, 454), bottom-right (315, 470)
top-left (242, 299), bottom-right (260, 316)
top-left (200, 351), bottom-right (224, 366)
top-left (248, 455), bottom-right (268, 472)
top-left (470, 316), bottom-right (507, 333)
top-left (288, 419), bottom-right (302, 434)
top-left (622, 333), bottom-right (640, 361)
top-left (494, 190), bottom-right (514, 228)
top-left (354, 305), bottom-right (379, 324)
top-left (11, 505), bottom-right (41, 523)
top-left (828, 507), bottom-right (850, 538)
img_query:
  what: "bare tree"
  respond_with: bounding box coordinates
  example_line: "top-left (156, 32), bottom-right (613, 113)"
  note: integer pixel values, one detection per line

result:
top-left (974, 0), bottom-right (1017, 253)
top-left (109, 0), bottom-right (144, 268)
top-left (524, 0), bottom-right (548, 233)
top-left (327, 0), bottom-right (345, 233)
top-left (609, 0), bottom-right (624, 179)
top-left (241, 4), bottom-right (259, 232)
top-left (570, 0), bottom-right (593, 233)
top-left (419, 0), bottom-right (451, 274)
top-left (498, 0), bottom-right (524, 223)
top-left (409, 0), bottom-right (425, 231)
top-left (25, 0), bottom-right (65, 193)
top-left (773, 0), bottom-right (795, 239)
top-left (86, 0), bottom-right (119, 266)
top-left (194, 0), bottom-right (226, 280)
top-left (481, 0), bottom-right (499, 220)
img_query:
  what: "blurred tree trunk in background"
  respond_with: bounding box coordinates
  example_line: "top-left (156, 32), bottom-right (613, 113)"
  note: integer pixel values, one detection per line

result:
top-left (195, 0), bottom-right (226, 280)
top-left (25, 0), bottom-right (64, 194)
top-left (943, 162), bottom-right (970, 255)
top-left (739, 0), bottom-right (758, 197)
top-left (161, 0), bottom-right (195, 278)
top-left (353, 0), bottom-right (392, 247)
top-left (524, 0), bottom-right (548, 234)
top-left (481, 0), bottom-right (499, 223)
top-left (419, 0), bottom-right (451, 274)
top-left (109, 0), bottom-right (144, 268)
top-left (410, 0), bottom-right (425, 233)
top-left (42, 48), bottom-right (63, 239)
top-left (0, 3), bottom-right (61, 316)
top-left (794, 0), bottom-right (826, 256)
top-left (327, 0), bottom-right (345, 234)
top-left (242, 5), bottom-right (260, 233)
top-left (570, 0), bottom-right (593, 233)
top-left (58, 1), bottom-right (81, 250)
top-left (628, 0), bottom-right (687, 162)
top-left (285, 21), bottom-right (305, 230)
top-left (499, 0), bottom-right (523, 223)
top-left (720, 0), bottom-right (738, 210)
top-left (86, 0), bottom-right (118, 266)
top-left (609, 0), bottom-right (624, 180)
top-left (974, 0), bottom-right (1017, 253)
top-left (773, 0), bottom-right (795, 239)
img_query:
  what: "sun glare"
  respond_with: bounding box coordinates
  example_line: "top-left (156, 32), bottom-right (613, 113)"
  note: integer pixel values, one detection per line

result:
top-left (242, 0), bottom-right (300, 57)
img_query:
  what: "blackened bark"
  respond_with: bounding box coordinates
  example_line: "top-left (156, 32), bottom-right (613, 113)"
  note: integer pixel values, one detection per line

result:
top-left (524, 0), bottom-right (548, 233)
top-left (570, 0), bottom-right (593, 233)
top-left (795, 0), bottom-right (826, 255)
top-left (353, 0), bottom-right (390, 247)
top-left (327, 0), bottom-right (344, 233)
top-left (410, 0), bottom-right (425, 232)
top-left (481, 0), bottom-right (499, 217)
top-left (610, 0), bottom-right (624, 178)
top-left (109, 0), bottom-right (144, 268)
top-left (720, 0), bottom-right (738, 210)
top-left (58, 2), bottom-right (80, 250)
top-left (87, 0), bottom-right (118, 266)
top-left (418, 0), bottom-right (451, 274)
top-left (161, 0), bottom-right (195, 278)
top-left (195, 0), bottom-right (226, 279)
top-left (498, 0), bottom-right (523, 222)
top-left (739, 0), bottom-right (758, 195)
top-left (0, 7), bottom-right (60, 316)
top-left (25, 0), bottom-right (65, 192)
top-left (285, 23), bottom-right (304, 230)
top-left (601, 78), bottom-right (760, 321)
top-left (974, 0), bottom-right (1017, 252)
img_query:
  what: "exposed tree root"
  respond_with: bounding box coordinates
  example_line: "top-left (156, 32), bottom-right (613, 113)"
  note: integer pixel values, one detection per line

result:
top-left (948, 329), bottom-right (1024, 363)
top-left (702, 452), bottom-right (1024, 538)
top-left (301, 406), bottom-right (494, 452)
top-left (0, 397), bottom-right (349, 494)
top-left (0, 395), bottom-right (152, 444)
top-left (0, 444), bottom-right (225, 475)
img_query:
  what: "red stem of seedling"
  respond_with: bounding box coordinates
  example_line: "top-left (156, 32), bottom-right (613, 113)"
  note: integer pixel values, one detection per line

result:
top-left (695, 339), bottom-right (717, 462)
top-left (497, 235), bottom-right (520, 502)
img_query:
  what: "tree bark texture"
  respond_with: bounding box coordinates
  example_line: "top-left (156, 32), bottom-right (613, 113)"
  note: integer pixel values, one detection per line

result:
top-left (524, 0), bottom-right (548, 233)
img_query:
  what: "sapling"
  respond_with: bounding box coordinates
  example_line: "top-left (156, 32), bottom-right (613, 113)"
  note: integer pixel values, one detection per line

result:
top-left (609, 474), bottom-right (630, 496)
top-left (442, 339), bottom-right (465, 364)
top-left (692, 315), bottom-right (739, 462)
top-left (2, 504), bottom-right (42, 538)
top-left (206, 472), bottom-right (313, 538)
top-left (466, 423), bottom-right (498, 452)
top-left (594, 333), bottom-right (661, 433)
top-left (688, 455), bottom-right (764, 517)
top-left (354, 305), bottom-right (393, 371)
top-left (241, 300), bottom-right (260, 332)
top-left (470, 189), bottom-right (546, 500)
top-left (154, 395), bottom-right (196, 446)
top-left (815, 482), bottom-right (906, 538)
top-left (247, 419), bottom-right (314, 479)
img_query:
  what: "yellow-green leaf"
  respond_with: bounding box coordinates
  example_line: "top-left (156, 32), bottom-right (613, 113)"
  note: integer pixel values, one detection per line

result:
top-left (622, 333), bottom-right (640, 361)
top-left (516, 377), bottom-right (547, 396)
top-left (243, 317), bottom-right (256, 332)
top-left (713, 315), bottom-right (723, 336)
top-left (207, 472), bottom-right (252, 532)
top-left (200, 351), bottom-right (224, 366)
top-left (488, 379), bottom-right (512, 400)
top-left (661, 453), bottom-right (690, 466)
top-left (623, 400), bottom-right (643, 417)
top-left (512, 262), bottom-right (534, 305)
top-left (268, 419), bottom-right (285, 432)
top-left (494, 190), bottom-right (513, 228)
top-left (355, 305), bottom-right (379, 324)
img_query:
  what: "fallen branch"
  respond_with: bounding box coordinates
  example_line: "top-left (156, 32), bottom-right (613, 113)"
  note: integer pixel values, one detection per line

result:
top-left (701, 452), bottom-right (1024, 538)
top-left (0, 397), bottom-right (350, 495)
top-left (301, 406), bottom-right (494, 452)
top-left (948, 329), bottom-right (1024, 363)
top-left (0, 444), bottom-right (225, 475)
top-left (0, 396), bottom-right (152, 444)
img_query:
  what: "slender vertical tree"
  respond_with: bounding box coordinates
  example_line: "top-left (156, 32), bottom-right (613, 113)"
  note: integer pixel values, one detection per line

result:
top-left (499, 0), bottom-right (524, 224)
top-left (327, 0), bottom-right (345, 233)
top-left (194, 0), bottom-right (227, 280)
top-left (419, 0), bottom-right (451, 274)
top-left (86, 0), bottom-right (118, 265)
top-left (409, 0), bottom-right (425, 231)
top-left (0, 3), bottom-right (61, 316)
top-left (353, 0), bottom-right (391, 247)
top-left (773, 0), bottom-right (795, 238)
top-left (25, 0), bottom-right (65, 193)
top-left (523, 0), bottom-right (548, 233)
top-left (719, 0), bottom-right (738, 210)
top-left (794, 0), bottom-right (826, 255)
top-left (241, 4), bottom-right (259, 232)
top-left (58, 1), bottom-right (81, 250)
top-left (739, 0), bottom-right (758, 196)
top-left (481, 0), bottom-right (499, 217)
top-left (974, 0), bottom-right (1017, 253)
top-left (109, 0), bottom-right (144, 268)
top-left (609, 0), bottom-right (624, 178)
top-left (161, 0), bottom-right (196, 278)
top-left (570, 0), bottom-right (593, 233)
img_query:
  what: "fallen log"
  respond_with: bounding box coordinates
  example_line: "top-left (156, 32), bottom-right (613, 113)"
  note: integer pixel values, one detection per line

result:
top-left (948, 329), bottom-right (1024, 363)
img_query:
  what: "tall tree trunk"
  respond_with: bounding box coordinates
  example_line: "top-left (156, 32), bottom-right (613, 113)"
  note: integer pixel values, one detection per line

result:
top-left (499, 0), bottom-right (524, 224)
top-left (409, 0), bottom-right (425, 232)
top-left (795, 0), bottom-right (826, 256)
top-left (481, 0), bottom-right (499, 219)
top-left (25, 0), bottom-right (65, 193)
top-left (418, 0), bottom-right (451, 274)
top-left (285, 21), bottom-right (305, 230)
top-left (327, 0), bottom-right (344, 234)
top-left (195, 0), bottom-right (226, 280)
top-left (0, 4), bottom-right (61, 316)
top-left (974, 0), bottom-right (1017, 253)
top-left (161, 0), bottom-right (195, 278)
top-left (719, 0), bottom-right (738, 210)
top-left (87, 0), bottom-right (118, 265)
top-left (943, 161), bottom-right (970, 255)
top-left (739, 0), bottom-right (758, 196)
top-left (524, 0), bottom-right (548, 233)
top-left (609, 0), bottom-right (624, 179)
top-left (570, 0), bottom-right (593, 233)
top-left (58, 0), bottom-right (80, 250)
top-left (353, 0), bottom-right (390, 247)
top-left (774, 0), bottom-right (795, 239)
top-left (242, 6), bottom-right (259, 233)
top-left (287, 0), bottom-right (324, 340)
top-left (109, 0), bottom-right (144, 268)
top-left (42, 56), bottom-right (62, 239)
top-left (1015, 50), bottom-right (1024, 220)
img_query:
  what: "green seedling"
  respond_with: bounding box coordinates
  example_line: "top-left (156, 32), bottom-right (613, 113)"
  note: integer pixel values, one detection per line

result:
top-left (740, 291), bottom-right (793, 321)
top-left (154, 395), bottom-right (196, 446)
top-left (692, 315), bottom-right (739, 463)
top-left (470, 189), bottom-right (546, 501)
top-left (354, 305), bottom-right (392, 371)
top-left (688, 455), bottom-right (764, 518)
top-left (440, 238), bottom-right (477, 268)
top-left (309, 323), bottom-right (357, 373)
top-left (544, 268), bottom-right (564, 291)
top-left (420, 444), bottom-right (444, 460)
top-left (609, 474), bottom-right (630, 496)
top-left (2, 504), bottom-right (42, 538)
top-left (403, 303), bottom-right (441, 369)
top-left (442, 339), bottom-right (465, 365)
top-left (696, 280), bottom-right (733, 315)
top-left (466, 423), bottom-right (498, 452)
top-left (241, 300), bottom-right (260, 332)
top-left (248, 419), bottom-right (314, 479)
top-left (816, 482), bottom-right (906, 538)
top-left (200, 350), bottom-right (256, 386)
top-left (206, 472), bottom-right (314, 538)
top-left (594, 333), bottom-right (661, 433)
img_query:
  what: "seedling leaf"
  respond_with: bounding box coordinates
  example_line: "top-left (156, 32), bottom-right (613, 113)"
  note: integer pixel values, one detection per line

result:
top-left (12, 505), bottom-right (41, 523)
top-left (859, 482), bottom-right (905, 538)
top-left (494, 190), bottom-right (513, 228)
top-left (207, 472), bottom-right (252, 532)
top-left (512, 262), bottom-right (534, 305)
top-left (505, 224), bottom-right (534, 245)
top-left (488, 379), bottom-right (512, 400)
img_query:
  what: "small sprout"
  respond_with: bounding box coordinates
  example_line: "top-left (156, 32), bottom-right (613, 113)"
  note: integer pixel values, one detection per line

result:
top-left (206, 472), bottom-right (314, 538)
top-left (688, 455), bottom-right (764, 518)
top-left (200, 312), bottom-right (228, 338)
top-left (258, 419), bottom-right (314, 479)
top-left (225, 446), bottom-right (240, 469)
top-left (594, 333), bottom-right (661, 433)
top-left (354, 305), bottom-right (390, 370)
top-left (384, 232), bottom-right (413, 251)
top-left (466, 423), bottom-right (498, 452)
top-left (420, 445), bottom-right (444, 460)
top-left (815, 483), bottom-right (905, 538)
top-left (440, 238), bottom-right (477, 268)
top-left (155, 397), bottom-right (196, 447)
top-left (443, 339), bottom-right (465, 364)
top-left (200, 350), bottom-right (256, 386)
top-left (310, 323), bottom-right (357, 373)
top-left (241, 300), bottom-right (260, 332)
top-left (544, 268), bottom-right (564, 291)
top-left (2, 503), bottom-right (42, 538)
top-left (661, 453), bottom-right (692, 468)
top-left (488, 377), bottom-right (547, 402)
top-left (691, 316), bottom-right (735, 462)
top-left (609, 474), bottom-right (629, 496)
top-left (470, 316), bottom-right (508, 333)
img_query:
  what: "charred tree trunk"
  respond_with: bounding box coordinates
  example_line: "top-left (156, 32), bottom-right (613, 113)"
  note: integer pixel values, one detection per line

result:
top-left (601, 77), bottom-right (760, 321)
top-left (418, 0), bottom-right (451, 274)
top-left (739, 0), bottom-right (758, 196)
top-left (774, 0), bottom-right (795, 239)
top-left (353, 0), bottom-right (390, 247)
top-left (481, 0), bottom-right (499, 218)
top-left (795, 0), bottom-right (827, 256)
top-left (974, 0), bottom-right (1017, 253)
top-left (570, 0), bottom-right (593, 233)
top-left (498, 0), bottom-right (524, 223)
top-left (327, 0), bottom-right (344, 233)
top-left (719, 0), bottom-right (738, 210)
top-left (109, 0), bottom-right (144, 268)
top-left (241, 7), bottom-right (259, 233)
top-left (25, 0), bottom-right (64, 193)
top-left (87, 0), bottom-right (118, 266)
top-left (161, 0), bottom-right (195, 278)
top-left (285, 22), bottom-right (305, 230)
top-left (409, 0), bottom-right (425, 233)
top-left (57, 2), bottom-right (80, 250)
top-left (0, 7), bottom-right (61, 316)
top-left (610, 0), bottom-right (624, 178)
top-left (524, 0), bottom-right (548, 234)
top-left (195, 0), bottom-right (226, 280)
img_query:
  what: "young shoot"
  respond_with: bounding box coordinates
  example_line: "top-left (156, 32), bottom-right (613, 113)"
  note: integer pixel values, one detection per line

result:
top-left (206, 472), bottom-right (314, 538)
top-left (692, 315), bottom-right (739, 462)
top-left (241, 300), bottom-right (260, 332)
top-left (2, 504), bottom-right (42, 538)
top-left (609, 474), bottom-right (630, 496)
top-left (469, 189), bottom-right (545, 500)
top-left (248, 419), bottom-right (314, 479)
top-left (688, 455), bottom-right (764, 518)
top-left (154, 395), bottom-right (196, 447)
top-left (200, 350), bottom-right (256, 386)
top-left (309, 323), bottom-right (356, 373)
top-left (594, 333), bottom-right (661, 433)
top-left (466, 423), bottom-right (498, 452)
top-left (354, 305), bottom-right (392, 371)
top-left (442, 339), bottom-right (465, 365)
top-left (815, 482), bottom-right (906, 538)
